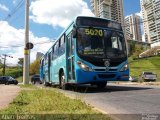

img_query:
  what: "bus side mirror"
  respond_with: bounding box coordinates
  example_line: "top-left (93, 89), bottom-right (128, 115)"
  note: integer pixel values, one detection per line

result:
top-left (72, 27), bottom-right (77, 38)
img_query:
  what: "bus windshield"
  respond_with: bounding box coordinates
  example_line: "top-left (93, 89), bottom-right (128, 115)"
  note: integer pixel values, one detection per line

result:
top-left (77, 28), bottom-right (127, 59)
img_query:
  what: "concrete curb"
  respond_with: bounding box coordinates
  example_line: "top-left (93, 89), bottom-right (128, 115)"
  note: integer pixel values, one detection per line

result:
top-left (113, 82), bottom-right (160, 86)
top-left (57, 89), bottom-right (121, 120)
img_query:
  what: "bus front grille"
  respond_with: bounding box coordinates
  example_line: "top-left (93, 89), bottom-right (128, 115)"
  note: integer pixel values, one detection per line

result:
top-left (98, 74), bottom-right (115, 79)
top-left (93, 68), bottom-right (117, 72)
top-left (90, 61), bottom-right (122, 67)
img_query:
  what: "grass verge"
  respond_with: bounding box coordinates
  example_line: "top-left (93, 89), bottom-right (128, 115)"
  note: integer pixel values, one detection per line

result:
top-left (16, 76), bottom-right (32, 83)
top-left (0, 87), bottom-right (112, 120)
top-left (16, 76), bottom-right (23, 83)
top-left (129, 56), bottom-right (160, 82)
top-left (18, 84), bottom-right (38, 89)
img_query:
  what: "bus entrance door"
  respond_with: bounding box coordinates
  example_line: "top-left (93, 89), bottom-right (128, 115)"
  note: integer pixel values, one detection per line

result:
top-left (67, 33), bottom-right (75, 81)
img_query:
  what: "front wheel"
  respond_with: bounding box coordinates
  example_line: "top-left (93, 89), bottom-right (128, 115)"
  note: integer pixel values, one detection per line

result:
top-left (96, 81), bottom-right (107, 89)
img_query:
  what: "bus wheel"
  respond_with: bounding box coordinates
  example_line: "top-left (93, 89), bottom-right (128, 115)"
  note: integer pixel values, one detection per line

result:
top-left (96, 81), bottom-right (107, 89)
top-left (60, 71), bottom-right (67, 90)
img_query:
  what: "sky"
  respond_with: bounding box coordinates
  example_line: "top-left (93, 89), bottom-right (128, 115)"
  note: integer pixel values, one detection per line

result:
top-left (0, 0), bottom-right (141, 65)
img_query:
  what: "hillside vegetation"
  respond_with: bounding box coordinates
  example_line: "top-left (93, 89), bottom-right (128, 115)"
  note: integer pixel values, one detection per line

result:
top-left (129, 56), bottom-right (160, 81)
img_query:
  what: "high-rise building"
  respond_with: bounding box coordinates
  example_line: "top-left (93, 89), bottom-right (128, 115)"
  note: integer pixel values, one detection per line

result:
top-left (90, 0), bottom-right (125, 26)
top-left (125, 14), bottom-right (142, 42)
top-left (141, 0), bottom-right (160, 47)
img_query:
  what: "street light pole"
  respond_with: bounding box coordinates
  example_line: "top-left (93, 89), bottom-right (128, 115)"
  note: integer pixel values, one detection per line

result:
top-left (23, 0), bottom-right (30, 84)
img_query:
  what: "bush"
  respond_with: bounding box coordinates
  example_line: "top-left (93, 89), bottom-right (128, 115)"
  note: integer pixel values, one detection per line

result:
top-left (0, 69), bottom-right (2, 76)
top-left (0, 68), bottom-right (22, 78)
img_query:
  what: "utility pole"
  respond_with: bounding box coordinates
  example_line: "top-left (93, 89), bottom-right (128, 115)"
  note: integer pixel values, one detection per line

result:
top-left (1, 54), bottom-right (13, 76)
top-left (23, 0), bottom-right (30, 84)
top-left (2, 55), bottom-right (6, 76)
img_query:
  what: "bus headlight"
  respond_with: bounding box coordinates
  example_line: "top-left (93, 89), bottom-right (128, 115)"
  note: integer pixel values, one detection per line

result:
top-left (120, 63), bottom-right (129, 71)
top-left (77, 61), bottom-right (93, 72)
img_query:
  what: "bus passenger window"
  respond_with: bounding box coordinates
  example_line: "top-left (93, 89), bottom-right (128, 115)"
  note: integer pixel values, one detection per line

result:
top-left (44, 54), bottom-right (48, 64)
top-left (60, 35), bottom-right (65, 46)
top-left (54, 42), bottom-right (59, 59)
top-left (71, 33), bottom-right (74, 54)
top-left (59, 35), bottom-right (65, 56)
top-left (52, 46), bottom-right (54, 60)
top-left (67, 35), bottom-right (71, 56)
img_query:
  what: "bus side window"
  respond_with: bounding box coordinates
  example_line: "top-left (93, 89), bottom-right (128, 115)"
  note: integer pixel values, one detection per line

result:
top-left (44, 54), bottom-right (48, 65)
top-left (41, 59), bottom-right (44, 66)
top-left (71, 33), bottom-right (74, 54)
top-left (59, 35), bottom-right (65, 56)
top-left (52, 46), bottom-right (54, 60)
top-left (67, 35), bottom-right (71, 56)
top-left (54, 42), bottom-right (59, 59)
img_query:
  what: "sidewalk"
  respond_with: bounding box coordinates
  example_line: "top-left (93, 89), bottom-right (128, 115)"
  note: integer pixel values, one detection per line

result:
top-left (0, 85), bottom-right (20, 110)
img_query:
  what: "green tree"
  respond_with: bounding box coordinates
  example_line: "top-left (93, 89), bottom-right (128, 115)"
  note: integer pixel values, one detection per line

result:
top-left (18, 58), bottom-right (23, 66)
top-left (18, 58), bottom-right (23, 74)
top-left (129, 41), bottom-right (136, 56)
top-left (30, 59), bottom-right (40, 75)
top-left (132, 44), bottom-right (144, 58)
top-left (0, 60), bottom-right (3, 69)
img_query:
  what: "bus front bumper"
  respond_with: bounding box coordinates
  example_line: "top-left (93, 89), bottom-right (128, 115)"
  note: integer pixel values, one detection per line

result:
top-left (75, 69), bottom-right (129, 84)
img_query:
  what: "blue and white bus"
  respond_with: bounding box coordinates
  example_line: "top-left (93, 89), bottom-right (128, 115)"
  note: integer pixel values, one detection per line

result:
top-left (40, 16), bottom-right (129, 89)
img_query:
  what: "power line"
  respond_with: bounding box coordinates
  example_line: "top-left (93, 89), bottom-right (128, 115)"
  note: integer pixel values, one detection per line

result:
top-left (0, 40), bottom-right (55, 49)
top-left (3, 0), bottom-right (25, 21)
top-left (0, 0), bottom-right (25, 28)
top-left (7, 6), bottom-right (25, 28)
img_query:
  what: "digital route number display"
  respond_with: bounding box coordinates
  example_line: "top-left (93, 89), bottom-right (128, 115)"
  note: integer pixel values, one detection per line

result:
top-left (84, 28), bottom-right (103, 37)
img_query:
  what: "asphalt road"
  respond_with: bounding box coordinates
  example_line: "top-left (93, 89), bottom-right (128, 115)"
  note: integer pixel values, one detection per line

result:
top-left (56, 83), bottom-right (160, 120)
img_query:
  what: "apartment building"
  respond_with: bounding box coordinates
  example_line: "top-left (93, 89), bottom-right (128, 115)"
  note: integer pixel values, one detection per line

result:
top-left (125, 14), bottom-right (142, 42)
top-left (141, 0), bottom-right (160, 47)
top-left (90, 0), bottom-right (125, 26)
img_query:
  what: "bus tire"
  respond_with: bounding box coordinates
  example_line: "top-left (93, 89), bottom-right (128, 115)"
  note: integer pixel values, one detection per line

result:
top-left (60, 71), bottom-right (67, 90)
top-left (96, 81), bottom-right (107, 89)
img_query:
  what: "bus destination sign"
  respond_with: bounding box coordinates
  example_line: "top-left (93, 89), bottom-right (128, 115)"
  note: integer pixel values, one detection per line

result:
top-left (76, 17), bottom-right (122, 30)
